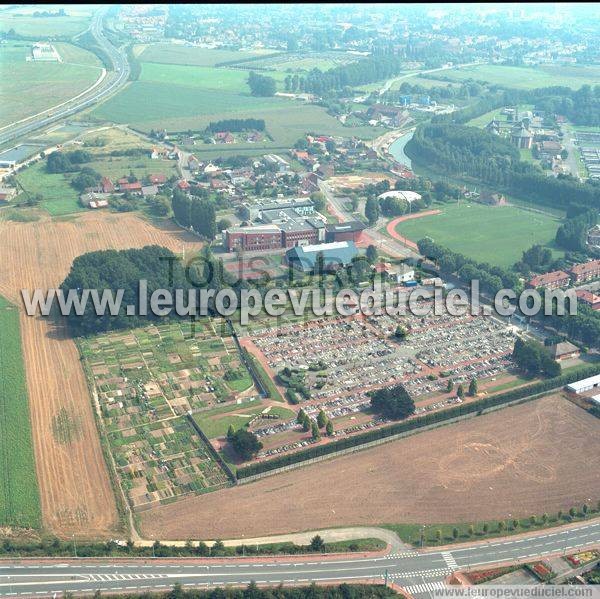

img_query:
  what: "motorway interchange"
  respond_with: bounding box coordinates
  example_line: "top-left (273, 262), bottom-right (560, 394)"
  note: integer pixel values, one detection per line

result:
top-left (0, 521), bottom-right (599, 597)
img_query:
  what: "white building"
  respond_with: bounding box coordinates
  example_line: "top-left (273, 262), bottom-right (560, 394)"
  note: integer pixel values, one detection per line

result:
top-left (378, 190), bottom-right (422, 204)
top-left (567, 374), bottom-right (600, 393)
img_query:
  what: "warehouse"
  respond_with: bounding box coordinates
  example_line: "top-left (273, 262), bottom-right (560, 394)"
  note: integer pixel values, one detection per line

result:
top-left (567, 374), bottom-right (600, 394)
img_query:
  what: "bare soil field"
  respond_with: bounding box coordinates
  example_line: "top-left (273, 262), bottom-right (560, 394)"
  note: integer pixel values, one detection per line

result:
top-left (140, 394), bottom-right (600, 540)
top-left (0, 212), bottom-right (203, 537)
top-left (327, 172), bottom-right (398, 191)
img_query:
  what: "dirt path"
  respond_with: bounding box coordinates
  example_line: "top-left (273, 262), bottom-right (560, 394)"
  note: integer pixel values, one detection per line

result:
top-left (385, 210), bottom-right (442, 250)
top-left (0, 211), bottom-right (203, 538)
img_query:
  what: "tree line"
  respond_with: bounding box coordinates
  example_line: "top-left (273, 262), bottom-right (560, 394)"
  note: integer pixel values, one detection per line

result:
top-left (236, 362), bottom-right (600, 479)
top-left (206, 119), bottom-right (265, 133)
top-left (407, 123), bottom-right (600, 212)
top-left (172, 188), bottom-right (216, 239)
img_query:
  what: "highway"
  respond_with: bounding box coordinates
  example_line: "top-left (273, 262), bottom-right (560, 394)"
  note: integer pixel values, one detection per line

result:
top-left (0, 8), bottom-right (129, 146)
top-left (1, 521), bottom-right (598, 597)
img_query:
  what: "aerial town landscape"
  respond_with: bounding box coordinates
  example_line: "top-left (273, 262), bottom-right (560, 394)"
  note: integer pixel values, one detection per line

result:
top-left (1, 3), bottom-right (600, 599)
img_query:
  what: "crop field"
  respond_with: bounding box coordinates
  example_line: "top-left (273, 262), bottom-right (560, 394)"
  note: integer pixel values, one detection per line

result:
top-left (393, 202), bottom-right (563, 267)
top-left (234, 50), bottom-right (361, 72)
top-left (0, 8), bottom-right (93, 37)
top-left (0, 41), bottom-right (103, 127)
top-left (0, 295), bottom-right (41, 528)
top-left (0, 211), bottom-right (205, 536)
top-left (140, 394), bottom-right (600, 539)
top-left (138, 44), bottom-right (278, 67)
top-left (420, 64), bottom-right (600, 90)
top-left (90, 63), bottom-right (379, 144)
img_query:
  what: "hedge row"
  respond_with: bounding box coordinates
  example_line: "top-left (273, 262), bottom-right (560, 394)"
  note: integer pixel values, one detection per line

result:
top-left (236, 363), bottom-right (600, 479)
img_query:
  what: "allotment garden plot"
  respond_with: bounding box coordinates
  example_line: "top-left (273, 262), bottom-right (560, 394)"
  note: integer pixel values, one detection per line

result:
top-left (80, 320), bottom-right (257, 510)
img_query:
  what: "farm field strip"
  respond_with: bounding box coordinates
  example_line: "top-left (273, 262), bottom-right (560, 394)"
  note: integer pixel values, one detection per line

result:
top-left (0, 295), bottom-right (41, 528)
top-left (0, 211), bottom-right (205, 536)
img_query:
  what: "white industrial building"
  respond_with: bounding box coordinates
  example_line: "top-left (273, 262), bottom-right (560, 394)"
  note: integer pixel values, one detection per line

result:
top-left (566, 374), bottom-right (600, 393)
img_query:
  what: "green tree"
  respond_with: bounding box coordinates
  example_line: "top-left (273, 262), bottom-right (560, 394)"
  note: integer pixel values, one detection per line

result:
top-left (325, 420), bottom-right (334, 436)
top-left (365, 196), bottom-right (379, 225)
top-left (452, 527), bottom-right (459, 540)
top-left (457, 384), bottom-right (465, 399)
top-left (309, 191), bottom-right (326, 212)
top-left (468, 378), bottom-right (478, 397)
top-left (366, 244), bottom-right (378, 264)
top-left (468, 524), bottom-right (475, 537)
top-left (317, 409), bottom-right (328, 429)
top-left (435, 529), bottom-right (442, 543)
top-left (229, 428), bottom-right (263, 460)
top-left (310, 535), bottom-right (325, 551)
top-left (311, 420), bottom-right (321, 440)
top-left (482, 523), bottom-right (489, 534)
top-left (370, 384), bottom-right (415, 420)
top-left (446, 379), bottom-right (453, 393)
top-left (247, 72), bottom-right (276, 97)
top-left (512, 519), bottom-right (519, 530)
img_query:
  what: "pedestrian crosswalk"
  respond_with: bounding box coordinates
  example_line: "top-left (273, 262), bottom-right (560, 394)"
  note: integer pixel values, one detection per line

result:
top-left (385, 551), bottom-right (420, 559)
top-left (85, 573), bottom-right (170, 582)
top-left (390, 569), bottom-right (452, 580)
top-left (402, 581), bottom-right (447, 595)
top-left (441, 551), bottom-right (458, 570)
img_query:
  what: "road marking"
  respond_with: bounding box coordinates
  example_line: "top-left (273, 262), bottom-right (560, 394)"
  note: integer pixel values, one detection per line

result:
top-left (441, 551), bottom-right (458, 570)
top-left (401, 581), bottom-right (447, 594)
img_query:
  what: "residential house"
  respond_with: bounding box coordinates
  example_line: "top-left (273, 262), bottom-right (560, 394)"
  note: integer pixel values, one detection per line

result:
top-left (569, 260), bottom-right (600, 283)
top-left (549, 341), bottom-right (580, 361)
top-left (528, 270), bottom-right (570, 290)
top-left (576, 289), bottom-right (600, 311)
top-left (100, 177), bottom-right (115, 193)
top-left (215, 131), bottom-right (234, 144)
top-left (0, 186), bottom-right (17, 203)
top-left (141, 185), bottom-right (159, 197)
top-left (148, 173), bottom-right (167, 186)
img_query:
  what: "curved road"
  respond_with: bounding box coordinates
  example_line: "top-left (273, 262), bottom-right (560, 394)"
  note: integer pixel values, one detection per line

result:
top-left (0, 520), bottom-right (598, 597)
top-left (0, 8), bottom-right (129, 146)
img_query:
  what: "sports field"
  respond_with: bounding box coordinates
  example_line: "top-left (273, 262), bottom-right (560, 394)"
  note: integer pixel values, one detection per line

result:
top-left (0, 41), bottom-right (103, 128)
top-left (0, 295), bottom-right (41, 528)
top-left (393, 202), bottom-right (563, 267)
top-left (420, 64), bottom-right (600, 90)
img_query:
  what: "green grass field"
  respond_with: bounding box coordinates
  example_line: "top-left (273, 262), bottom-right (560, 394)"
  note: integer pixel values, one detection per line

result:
top-left (91, 79), bottom-right (379, 145)
top-left (394, 202), bottom-right (563, 267)
top-left (0, 296), bottom-right (41, 528)
top-left (138, 44), bottom-right (278, 67)
top-left (0, 41), bottom-right (103, 127)
top-left (15, 161), bottom-right (83, 216)
top-left (0, 12), bottom-right (92, 37)
top-left (193, 401), bottom-right (295, 439)
top-left (421, 64), bottom-right (600, 90)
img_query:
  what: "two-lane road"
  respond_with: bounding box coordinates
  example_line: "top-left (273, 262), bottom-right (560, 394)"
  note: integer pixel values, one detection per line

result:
top-left (0, 7), bottom-right (129, 146)
top-left (1, 520), bottom-right (599, 598)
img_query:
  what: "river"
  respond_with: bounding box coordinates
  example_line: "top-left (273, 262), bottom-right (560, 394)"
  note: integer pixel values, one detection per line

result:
top-left (388, 130), bottom-right (415, 168)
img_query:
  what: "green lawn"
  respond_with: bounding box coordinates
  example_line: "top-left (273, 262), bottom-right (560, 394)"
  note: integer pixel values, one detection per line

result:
top-left (0, 41), bottom-right (102, 127)
top-left (0, 296), bottom-right (41, 528)
top-left (86, 155), bottom-right (177, 181)
top-left (138, 44), bottom-right (278, 67)
top-left (423, 64), bottom-right (600, 90)
top-left (193, 401), bottom-right (295, 439)
top-left (15, 161), bottom-right (83, 216)
top-left (394, 202), bottom-right (563, 267)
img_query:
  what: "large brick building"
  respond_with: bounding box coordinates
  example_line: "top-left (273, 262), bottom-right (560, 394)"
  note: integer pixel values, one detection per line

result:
top-left (325, 221), bottom-right (366, 243)
top-left (528, 270), bottom-right (571, 290)
top-left (569, 259), bottom-right (600, 283)
top-left (224, 225), bottom-right (282, 252)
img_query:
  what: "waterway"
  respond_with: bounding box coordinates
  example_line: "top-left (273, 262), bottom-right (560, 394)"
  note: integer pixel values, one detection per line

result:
top-left (388, 130), bottom-right (414, 168)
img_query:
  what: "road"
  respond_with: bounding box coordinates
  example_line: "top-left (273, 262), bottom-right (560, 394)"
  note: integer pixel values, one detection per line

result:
top-left (318, 179), bottom-right (418, 260)
top-left (0, 8), bottom-right (129, 146)
top-left (1, 520), bottom-right (598, 597)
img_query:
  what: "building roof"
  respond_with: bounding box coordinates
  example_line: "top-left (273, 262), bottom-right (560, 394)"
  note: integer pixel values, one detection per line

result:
top-left (528, 270), bottom-right (570, 287)
top-left (567, 374), bottom-right (600, 393)
top-left (228, 224), bottom-right (281, 235)
top-left (550, 341), bottom-right (579, 358)
top-left (286, 241), bottom-right (358, 271)
top-left (325, 221), bottom-right (366, 233)
top-left (570, 259), bottom-right (600, 277)
top-left (378, 190), bottom-right (422, 203)
top-left (576, 289), bottom-right (600, 306)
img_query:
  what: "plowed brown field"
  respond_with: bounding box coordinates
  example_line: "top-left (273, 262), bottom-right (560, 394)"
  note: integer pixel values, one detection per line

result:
top-left (0, 212), bottom-right (203, 537)
top-left (140, 394), bottom-right (600, 540)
